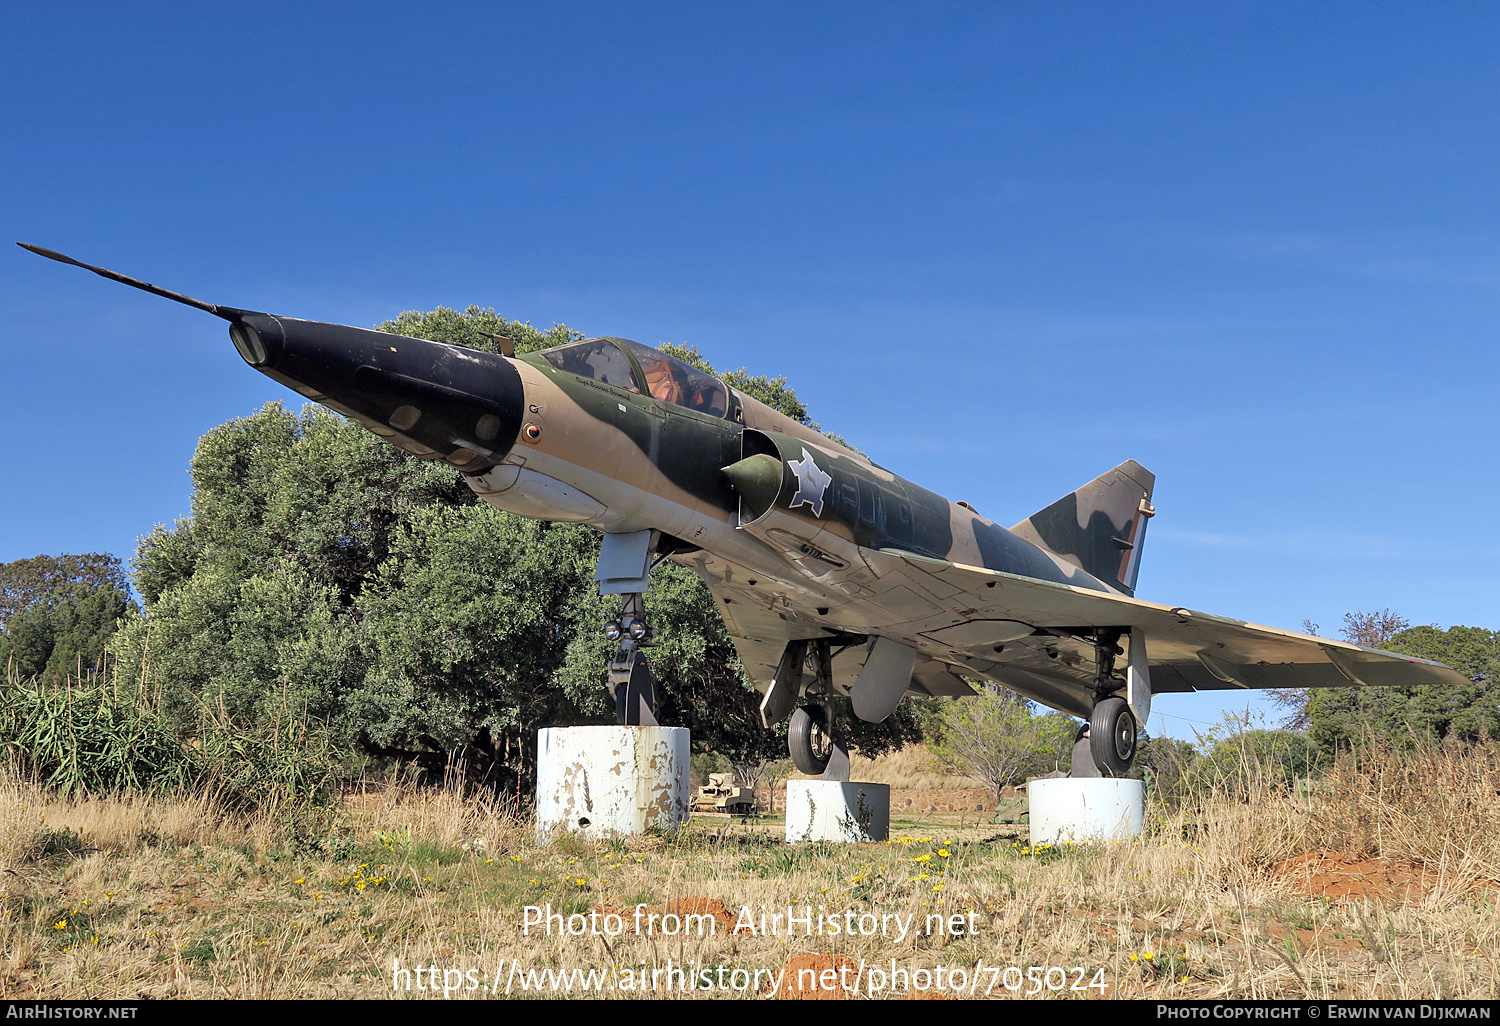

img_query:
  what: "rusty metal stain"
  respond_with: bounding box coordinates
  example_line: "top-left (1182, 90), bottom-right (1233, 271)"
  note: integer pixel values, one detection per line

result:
top-left (537, 727), bottom-right (690, 839)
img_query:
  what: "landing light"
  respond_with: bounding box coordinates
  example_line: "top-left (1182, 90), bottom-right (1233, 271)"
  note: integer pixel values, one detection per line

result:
top-left (228, 323), bottom-right (266, 366)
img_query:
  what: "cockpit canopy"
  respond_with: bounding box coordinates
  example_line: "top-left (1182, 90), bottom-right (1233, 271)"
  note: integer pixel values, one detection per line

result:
top-left (539, 337), bottom-right (729, 418)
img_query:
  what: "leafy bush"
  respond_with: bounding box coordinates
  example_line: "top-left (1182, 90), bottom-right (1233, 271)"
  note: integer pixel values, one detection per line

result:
top-left (0, 675), bottom-right (333, 809)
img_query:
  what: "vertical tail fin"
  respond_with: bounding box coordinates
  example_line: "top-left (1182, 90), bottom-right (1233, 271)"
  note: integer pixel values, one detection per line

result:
top-left (1009, 460), bottom-right (1156, 595)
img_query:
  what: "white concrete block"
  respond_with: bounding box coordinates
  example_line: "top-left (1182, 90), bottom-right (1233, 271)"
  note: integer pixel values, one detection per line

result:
top-left (785, 780), bottom-right (890, 843)
top-left (536, 726), bottom-right (689, 840)
top-left (1027, 778), bottom-right (1145, 845)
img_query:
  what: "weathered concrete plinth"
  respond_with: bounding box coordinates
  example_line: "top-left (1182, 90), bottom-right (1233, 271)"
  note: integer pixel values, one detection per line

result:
top-left (535, 726), bottom-right (689, 841)
top-left (1027, 778), bottom-right (1145, 845)
top-left (785, 780), bottom-right (890, 843)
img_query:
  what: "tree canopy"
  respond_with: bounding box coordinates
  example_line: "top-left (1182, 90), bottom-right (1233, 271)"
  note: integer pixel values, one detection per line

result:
top-left (927, 688), bottom-right (1075, 798)
top-left (0, 580), bottom-right (133, 681)
top-left (1184, 728), bottom-right (1321, 794)
top-left (1308, 624), bottom-right (1499, 751)
top-left (0, 553), bottom-right (129, 630)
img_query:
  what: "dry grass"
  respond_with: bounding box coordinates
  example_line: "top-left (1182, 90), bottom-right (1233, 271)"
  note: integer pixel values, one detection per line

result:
top-left (0, 744), bottom-right (1496, 1000)
top-left (785, 744), bottom-right (983, 788)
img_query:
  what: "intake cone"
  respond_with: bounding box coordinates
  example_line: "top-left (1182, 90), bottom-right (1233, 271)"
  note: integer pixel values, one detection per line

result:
top-left (721, 453), bottom-right (784, 522)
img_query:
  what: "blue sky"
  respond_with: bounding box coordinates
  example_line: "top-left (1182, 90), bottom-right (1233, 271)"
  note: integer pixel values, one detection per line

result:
top-left (4, 3), bottom-right (1497, 741)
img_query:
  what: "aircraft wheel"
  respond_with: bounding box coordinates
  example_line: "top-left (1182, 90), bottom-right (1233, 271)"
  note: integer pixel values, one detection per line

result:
top-left (1088, 697), bottom-right (1137, 777)
top-left (789, 705), bottom-right (832, 775)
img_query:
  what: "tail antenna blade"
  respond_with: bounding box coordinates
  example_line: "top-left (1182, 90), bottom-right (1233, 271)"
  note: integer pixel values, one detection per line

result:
top-left (16, 242), bottom-right (237, 319)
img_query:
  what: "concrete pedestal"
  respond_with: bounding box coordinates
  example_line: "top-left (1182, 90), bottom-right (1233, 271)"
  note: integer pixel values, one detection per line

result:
top-left (785, 780), bottom-right (890, 843)
top-left (1027, 778), bottom-right (1145, 845)
top-left (536, 726), bottom-right (689, 840)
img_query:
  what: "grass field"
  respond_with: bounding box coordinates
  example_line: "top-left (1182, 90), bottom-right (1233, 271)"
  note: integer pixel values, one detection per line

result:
top-left (1, 742), bottom-right (1496, 1000)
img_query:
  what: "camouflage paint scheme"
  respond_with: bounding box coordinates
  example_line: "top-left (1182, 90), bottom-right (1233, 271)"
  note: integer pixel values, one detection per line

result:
top-left (19, 244), bottom-right (1471, 731)
top-left (458, 335), bottom-right (1464, 723)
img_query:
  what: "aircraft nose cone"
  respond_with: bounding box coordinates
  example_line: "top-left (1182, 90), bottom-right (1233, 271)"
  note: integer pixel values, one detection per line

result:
top-left (233, 313), bottom-right (525, 471)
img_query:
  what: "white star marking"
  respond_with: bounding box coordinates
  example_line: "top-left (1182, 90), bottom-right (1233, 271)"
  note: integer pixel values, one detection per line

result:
top-left (787, 448), bottom-right (832, 517)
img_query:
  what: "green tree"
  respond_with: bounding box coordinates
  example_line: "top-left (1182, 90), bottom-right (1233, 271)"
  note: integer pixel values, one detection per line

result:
top-left (1137, 734), bottom-right (1199, 800)
top-left (350, 504), bottom-right (607, 786)
top-left (0, 581), bottom-right (133, 680)
top-left (1308, 624), bottom-right (1499, 752)
top-left (928, 688), bottom-right (1075, 799)
top-left (0, 553), bottom-right (129, 629)
top-left (1184, 728), bottom-right (1320, 794)
top-left (1271, 610), bottom-right (1411, 731)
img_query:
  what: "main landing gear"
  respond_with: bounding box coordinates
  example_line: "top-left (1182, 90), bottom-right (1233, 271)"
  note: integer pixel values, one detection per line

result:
top-left (1088, 696), bottom-right (1137, 777)
top-left (1074, 628), bottom-right (1146, 778)
top-left (788, 704), bottom-right (832, 775)
top-left (784, 639), bottom-right (851, 781)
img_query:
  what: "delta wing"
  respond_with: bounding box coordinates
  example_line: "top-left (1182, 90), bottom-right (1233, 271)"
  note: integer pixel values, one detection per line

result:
top-left (868, 548), bottom-right (1470, 718)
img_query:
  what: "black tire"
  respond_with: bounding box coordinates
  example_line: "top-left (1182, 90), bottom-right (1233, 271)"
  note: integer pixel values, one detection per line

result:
top-left (789, 704), bottom-right (832, 775)
top-left (1088, 697), bottom-right (1137, 777)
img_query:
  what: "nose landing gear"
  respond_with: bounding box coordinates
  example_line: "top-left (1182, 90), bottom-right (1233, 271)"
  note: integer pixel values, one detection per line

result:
top-left (597, 530), bottom-right (663, 727)
top-left (607, 590), bottom-right (657, 727)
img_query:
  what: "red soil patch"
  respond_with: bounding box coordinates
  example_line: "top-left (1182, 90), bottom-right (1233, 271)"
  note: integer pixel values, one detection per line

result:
top-left (1262, 918), bottom-right (1366, 953)
top-left (771, 953), bottom-right (860, 1000)
top-left (1274, 851), bottom-right (1435, 902)
top-left (662, 896), bottom-right (737, 931)
top-left (592, 896), bottom-right (738, 932)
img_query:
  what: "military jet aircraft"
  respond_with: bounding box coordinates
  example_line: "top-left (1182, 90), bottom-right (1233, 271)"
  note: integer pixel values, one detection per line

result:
top-left (20, 243), bottom-right (1470, 777)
